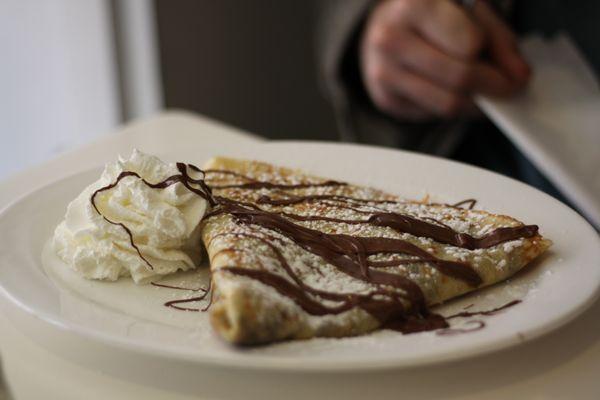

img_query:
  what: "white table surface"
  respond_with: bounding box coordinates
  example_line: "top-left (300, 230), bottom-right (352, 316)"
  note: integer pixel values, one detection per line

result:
top-left (1, 111), bottom-right (599, 399)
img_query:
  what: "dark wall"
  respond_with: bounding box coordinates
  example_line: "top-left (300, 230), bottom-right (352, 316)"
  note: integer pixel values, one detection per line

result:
top-left (155, 0), bottom-right (339, 141)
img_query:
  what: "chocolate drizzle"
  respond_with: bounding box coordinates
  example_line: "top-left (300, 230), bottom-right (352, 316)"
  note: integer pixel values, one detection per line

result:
top-left (164, 295), bottom-right (208, 312)
top-left (257, 195), bottom-right (538, 250)
top-left (446, 299), bottom-right (522, 319)
top-left (436, 320), bottom-right (485, 336)
top-left (216, 232), bottom-right (427, 320)
top-left (153, 280), bottom-right (212, 312)
top-left (92, 160), bottom-right (539, 336)
top-left (213, 201), bottom-right (483, 287)
top-left (211, 180), bottom-right (346, 190)
top-left (256, 194), bottom-right (399, 206)
top-left (205, 170), bottom-right (347, 191)
top-left (279, 210), bottom-right (538, 251)
top-left (368, 213), bottom-right (538, 250)
top-left (433, 300), bottom-right (522, 336)
top-left (203, 169), bottom-right (539, 335)
top-left (90, 163), bottom-right (215, 270)
top-left (452, 199), bottom-right (478, 210)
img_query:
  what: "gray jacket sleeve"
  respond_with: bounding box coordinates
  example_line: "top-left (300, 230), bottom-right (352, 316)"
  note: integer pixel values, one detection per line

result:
top-left (315, 0), bottom-right (465, 155)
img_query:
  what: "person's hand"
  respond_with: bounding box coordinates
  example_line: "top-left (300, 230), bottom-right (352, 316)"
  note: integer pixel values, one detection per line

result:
top-left (360, 0), bottom-right (531, 121)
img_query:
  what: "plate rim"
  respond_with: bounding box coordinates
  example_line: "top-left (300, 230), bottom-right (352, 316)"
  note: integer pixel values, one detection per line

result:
top-left (1, 140), bottom-right (599, 372)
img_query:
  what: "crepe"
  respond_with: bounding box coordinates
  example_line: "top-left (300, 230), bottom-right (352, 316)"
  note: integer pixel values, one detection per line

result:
top-left (200, 157), bottom-right (551, 345)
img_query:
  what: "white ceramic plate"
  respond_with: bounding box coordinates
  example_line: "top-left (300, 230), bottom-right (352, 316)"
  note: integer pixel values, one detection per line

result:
top-left (0, 141), bottom-right (599, 372)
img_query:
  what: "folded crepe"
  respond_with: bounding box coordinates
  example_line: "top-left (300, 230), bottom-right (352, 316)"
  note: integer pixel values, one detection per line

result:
top-left (200, 157), bottom-right (551, 345)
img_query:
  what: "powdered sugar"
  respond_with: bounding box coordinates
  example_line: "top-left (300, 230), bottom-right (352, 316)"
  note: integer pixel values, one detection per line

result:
top-left (203, 161), bottom-right (544, 335)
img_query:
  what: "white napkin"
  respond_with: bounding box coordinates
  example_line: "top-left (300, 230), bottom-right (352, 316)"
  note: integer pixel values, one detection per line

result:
top-left (477, 34), bottom-right (600, 227)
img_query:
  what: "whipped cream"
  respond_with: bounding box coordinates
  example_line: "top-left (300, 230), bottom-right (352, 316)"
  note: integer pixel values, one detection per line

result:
top-left (53, 150), bottom-right (209, 284)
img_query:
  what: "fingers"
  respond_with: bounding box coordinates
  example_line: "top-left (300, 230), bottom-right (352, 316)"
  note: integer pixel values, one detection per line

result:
top-left (380, 28), bottom-right (473, 91)
top-left (472, 1), bottom-right (531, 84)
top-left (379, 29), bottom-right (517, 96)
top-left (410, 0), bottom-right (484, 60)
top-left (363, 51), bottom-right (470, 118)
top-left (362, 41), bottom-right (432, 120)
top-left (360, 0), bottom-right (528, 121)
top-left (390, 67), bottom-right (469, 116)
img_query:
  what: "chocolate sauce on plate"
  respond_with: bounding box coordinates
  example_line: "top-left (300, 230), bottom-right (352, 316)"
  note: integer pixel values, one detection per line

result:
top-left (452, 199), bottom-right (478, 210)
top-left (436, 320), bottom-right (486, 336)
top-left (446, 299), bottom-right (522, 320)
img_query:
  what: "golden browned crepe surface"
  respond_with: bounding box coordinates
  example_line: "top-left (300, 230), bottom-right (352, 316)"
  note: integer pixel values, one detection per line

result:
top-left (201, 157), bottom-right (551, 344)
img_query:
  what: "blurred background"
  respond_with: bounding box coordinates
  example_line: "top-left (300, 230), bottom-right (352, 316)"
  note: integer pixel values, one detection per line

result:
top-left (1, 0), bottom-right (598, 227)
top-left (0, 0), bottom-right (337, 181)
